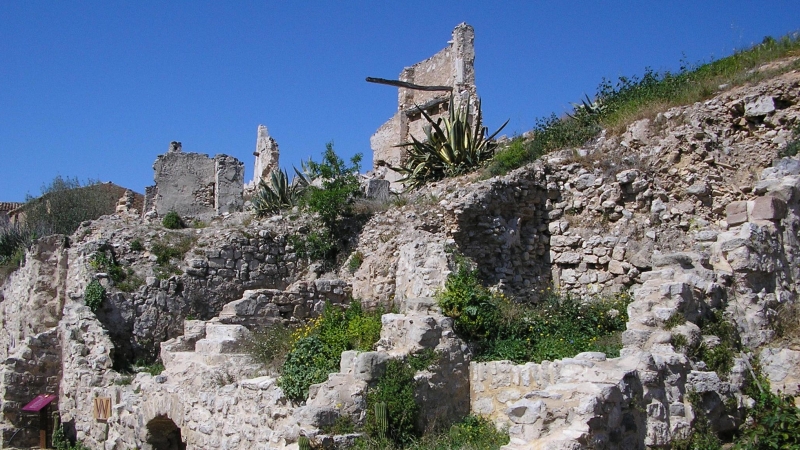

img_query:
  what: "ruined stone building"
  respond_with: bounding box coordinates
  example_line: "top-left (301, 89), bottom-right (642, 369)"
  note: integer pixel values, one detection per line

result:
top-left (143, 141), bottom-right (245, 218)
top-left (371, 23), bottom-right (478, 187)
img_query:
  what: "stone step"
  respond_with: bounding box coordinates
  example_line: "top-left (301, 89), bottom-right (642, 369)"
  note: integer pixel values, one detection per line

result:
top-left (205, 322), bottom-right (250, 341)
top-left (195, 338), bottom-right (245, 354)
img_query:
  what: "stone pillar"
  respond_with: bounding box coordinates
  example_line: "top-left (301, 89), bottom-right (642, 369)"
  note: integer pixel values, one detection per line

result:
top-left (250, 125), bottom-right (280, 187)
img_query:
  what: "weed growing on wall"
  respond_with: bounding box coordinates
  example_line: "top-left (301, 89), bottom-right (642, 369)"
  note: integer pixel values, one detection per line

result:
top-left (161, 211), bottom-right (185, 229)
top-left (84, 280), bottom-right (105, 311)
top-left (734, 370), bottom-right (800, 449)
top-left (437, 259), bottom-right (631, 363)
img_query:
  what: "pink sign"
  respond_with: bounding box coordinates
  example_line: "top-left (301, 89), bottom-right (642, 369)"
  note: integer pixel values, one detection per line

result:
top-left (21, 394), bottom-right (57, 412)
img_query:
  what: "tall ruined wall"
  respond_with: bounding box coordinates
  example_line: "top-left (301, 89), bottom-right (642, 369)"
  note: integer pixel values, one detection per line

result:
top-left (0, 235), bottom-right (69, 448)
top-left (371, 23), bottom-right (478, 186)
top-left (147, 145), bottom-right (244, 219)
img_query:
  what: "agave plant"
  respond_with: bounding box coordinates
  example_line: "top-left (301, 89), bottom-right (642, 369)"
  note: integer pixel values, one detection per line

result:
top-left (388, 95), bottom-right (508, 190)
top-left (251, 168), bottom-right (307, 217)
top-left (568, 94), bottom-right (607, 121)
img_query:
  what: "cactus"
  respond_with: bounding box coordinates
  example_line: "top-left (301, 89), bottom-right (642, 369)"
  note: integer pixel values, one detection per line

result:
top-left (298, 436), bottom-right (311, 450)
top-left (375, 401), bottom-right (388, 440)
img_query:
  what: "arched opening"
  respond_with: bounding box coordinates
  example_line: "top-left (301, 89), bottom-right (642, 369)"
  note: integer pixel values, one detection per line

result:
top-left (145, 415), bottom-right (185, 450)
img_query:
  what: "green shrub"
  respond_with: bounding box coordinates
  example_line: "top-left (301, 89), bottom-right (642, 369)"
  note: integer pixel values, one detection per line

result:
top-left (386, 95), bottom-right (507, 189)
top-left (129, 239), bottom-right (144, 252)
top-left (437, 259), bottom-right (631, 363)
top-left (303, 143), bottom-right (362, 231)
top-left (84, 280), bottom-right (105, 311)
top-left (734, 373), bottom-right (800, 449)
top-left (138, 361), bottom-right (165, 376)
top-left (289, 231), bottom-right (337, 267)
top-left (279, 336), bottom-right (331, 401)
top-left (677, 310), bottom-right (740, 377)
top-left (279, 301), bottom-right (382, 401)
top-left (161, 211), bottom-right (184, 229)
top-left (365, 358), bottom-right (418, 446)
top-left (89, 250), bottom-right (125, 283)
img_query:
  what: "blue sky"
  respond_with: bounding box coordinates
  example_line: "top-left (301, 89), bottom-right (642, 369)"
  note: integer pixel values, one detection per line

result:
top-left (1, 1), bottom-right (798, 202)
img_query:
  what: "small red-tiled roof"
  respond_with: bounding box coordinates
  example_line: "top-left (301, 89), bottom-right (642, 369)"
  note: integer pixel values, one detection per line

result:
top-left (0, 202), bottom-right (23, 212)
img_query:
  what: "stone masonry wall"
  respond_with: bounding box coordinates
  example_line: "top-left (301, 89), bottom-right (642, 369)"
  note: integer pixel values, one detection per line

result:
top-left (0, 235), bottom-right (69, 448)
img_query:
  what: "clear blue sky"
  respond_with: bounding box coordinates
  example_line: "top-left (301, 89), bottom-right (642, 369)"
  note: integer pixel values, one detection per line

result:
top-left (1, 1), bottom-right (798, 202)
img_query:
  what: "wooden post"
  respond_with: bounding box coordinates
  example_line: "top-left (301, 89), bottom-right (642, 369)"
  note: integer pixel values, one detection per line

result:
top-left (39, 405), bottom-right (47, 449)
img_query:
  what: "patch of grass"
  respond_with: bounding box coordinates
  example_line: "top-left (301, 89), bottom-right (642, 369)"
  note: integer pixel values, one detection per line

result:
top-left (151, 235), bottom-right (195, 266)
top-left (664, 311), bottom-right (687, 329)
top-left (117, 268), bottom-right (144, 293)
top-left (129, 238), bottom-right (144, 252)
top-left (347, 251), bottom-right (364, 274)
top-left (437, 259), bottom-right (631, 363)
top-left (780, 124), bottom-right (800, 158)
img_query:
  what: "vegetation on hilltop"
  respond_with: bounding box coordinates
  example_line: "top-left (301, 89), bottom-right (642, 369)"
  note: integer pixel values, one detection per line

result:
top-left (486, 32), bottom-right (800, 177)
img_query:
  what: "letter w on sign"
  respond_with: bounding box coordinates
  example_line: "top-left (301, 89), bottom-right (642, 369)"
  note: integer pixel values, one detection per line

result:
top-left (92, 397), bottom-right (112, 420)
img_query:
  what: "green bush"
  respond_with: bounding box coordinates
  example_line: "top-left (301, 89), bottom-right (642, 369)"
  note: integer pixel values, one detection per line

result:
top-left (437, 259), bottom-right (631, 363)
top-left (279, 301), bottom-right (382, 401)
top-left (84, 280), bottom-right (105, 311)
top-left (161, 211), bottom-right (185, 229)
top-left (89, 250), bottom-right (125, 283)
top-left (365, 358), bottom-right (419, 446)
top-left (734, 374), bottom-right (800, 449)
top-left (387, 96), bottom-right (507, 189)
top-left (678, 310), bottom-right (740, 377)
top-left (348, 251), bottom-right (364, 274)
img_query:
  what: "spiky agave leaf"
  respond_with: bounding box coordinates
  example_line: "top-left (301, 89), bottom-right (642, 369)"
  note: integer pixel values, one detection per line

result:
top-left (252, 168), bottom-right (307, 217)
top-left (386, 94), bottom-right (508, 190)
